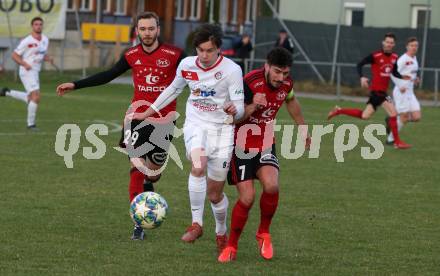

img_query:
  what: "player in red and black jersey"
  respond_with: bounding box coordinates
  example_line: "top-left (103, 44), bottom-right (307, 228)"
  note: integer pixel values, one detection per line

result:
top-left (56, 12), bottom-right (185, 240)
top-left (327, 33), bottom-right (411, 149)
top-left (218, 48), bottom-right (309, 262)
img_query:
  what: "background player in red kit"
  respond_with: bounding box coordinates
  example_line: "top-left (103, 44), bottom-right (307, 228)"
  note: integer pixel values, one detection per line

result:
top-left (327, 33), bottom-right (411, 149)
top-left (218, 47), bottom-right (309, 262)
top-left (56, 12), bottom-right (185, 240)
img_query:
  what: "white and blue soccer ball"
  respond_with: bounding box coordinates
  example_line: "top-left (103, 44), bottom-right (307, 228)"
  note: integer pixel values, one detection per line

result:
top-left (129, 192), bottom-right (168, 229)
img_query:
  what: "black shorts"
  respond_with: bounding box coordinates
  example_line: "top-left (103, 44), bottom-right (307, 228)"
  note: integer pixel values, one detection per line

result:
top-left (367, 91), bottom-right (393, 110)
top-left (227, 144), bottom-right (279, 185)
top-left (118, 119), bottom-right (174, 166)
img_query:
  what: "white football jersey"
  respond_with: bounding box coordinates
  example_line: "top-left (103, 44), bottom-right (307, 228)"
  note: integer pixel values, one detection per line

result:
top-left (14, 34), bottom-right (49, 73)
top-left (391, 53), bottom-right (419, 91)
top-left (171, 55), bottom-right (244, 126)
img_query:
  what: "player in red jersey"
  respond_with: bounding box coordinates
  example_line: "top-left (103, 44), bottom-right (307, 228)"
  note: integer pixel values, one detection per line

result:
top-left (327, 33), bottom-right (411, 149)
top-left (56, 12), bottom-right (185, 240)
top-left (218, 48), bottom-right (309, 262)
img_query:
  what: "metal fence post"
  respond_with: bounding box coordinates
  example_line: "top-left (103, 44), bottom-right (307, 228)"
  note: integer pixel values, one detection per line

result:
top-left (435, 69), bottom-right (439, 106)
top-left (244, 58), bottom-right (249, 75)
top-left (336, 65), bottom-right (341, 100)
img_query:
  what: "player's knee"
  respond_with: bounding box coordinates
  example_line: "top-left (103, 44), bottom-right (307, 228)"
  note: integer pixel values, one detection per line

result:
top-left (262, 182), bottom-right (279, 194)
top-left (29, 92), bottom-right (40, 103)
top-left (30, 96), bottom-right (40, 104)
top-left (191, 166), bottom-right (205, 177)
top-left (207, 189), bottom-right (223, 204)
top-left (239, 192), bottom-right (255, 207)
top-left (399, 114), bottom-right (408, 123)
top-left (412, 113), bottom-right (421, 122)
top-left (361, 113), bottom-right (370, 120)
top-left (388, 110), bottom-right (398, 117)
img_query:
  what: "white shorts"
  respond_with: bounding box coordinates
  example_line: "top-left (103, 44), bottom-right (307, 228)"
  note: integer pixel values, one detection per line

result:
top-left (183, 121), bottom-right (234, 182)
top-left (392, 87), bottom-right (421, 113)
top-left (19, 70), bottom-right (40, 93)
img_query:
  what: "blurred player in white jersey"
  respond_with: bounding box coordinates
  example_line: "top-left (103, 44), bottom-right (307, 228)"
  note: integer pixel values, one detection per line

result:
top-left (0, 17), bottom-right (53, 130)
top-left (130, 24), bottom-right (244, 254)
top-left (386, 37), bottom-right (421, 144)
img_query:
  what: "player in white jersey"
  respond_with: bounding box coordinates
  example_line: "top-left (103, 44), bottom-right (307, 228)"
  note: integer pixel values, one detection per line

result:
top-left (0, 17), bottom-right (53, 130)
top-left (129, 24), bottom-right (244, 254)
top-left (386, 37), bottom-right (421, 144)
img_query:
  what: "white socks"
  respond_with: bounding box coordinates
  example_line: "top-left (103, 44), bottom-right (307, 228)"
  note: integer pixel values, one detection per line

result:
top-left (387, 116), bottom-right (403, 142)
top-left (5, 90), bottom-right (38, 127)
top-left (188, 174), bottom-right (207, 226)
top-left (211, 193), bottom-right (228, 235)
top-left (27, 101), bottom-right (38, 127)
top-left (6, 89), bottom-right (28, 103)
top-left (188, 174), bottom-right (229, 235)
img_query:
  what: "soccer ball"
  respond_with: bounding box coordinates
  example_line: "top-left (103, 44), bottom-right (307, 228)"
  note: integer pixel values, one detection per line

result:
top-left (129, 192), bottom-right (168, 229)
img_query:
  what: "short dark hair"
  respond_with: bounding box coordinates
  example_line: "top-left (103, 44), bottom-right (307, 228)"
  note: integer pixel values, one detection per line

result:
top-left (31, 17), bottom-right (43, 25)
top-left (193, 24), bottom-right (223, 48)
top-left (384, 32), bottom-right (396, 41)
top-left (266, 47), bottom-right (293, 68)
top-left (406, 36), bottom-right (418, 45)
top-left (136, 11), bottom-right (160, 27)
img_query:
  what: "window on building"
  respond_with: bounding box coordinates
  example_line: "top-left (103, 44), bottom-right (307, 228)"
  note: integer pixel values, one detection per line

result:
top-left (115, 0), bottom-right (127, 15)
top-left (344, 2), bottom-right (365, 27)
top-left (189, 0), bottom-right (202, 21)
top-left (80, 0), bottom-right (92, 11)
top-left (102, 0), bottom-right (112, 13)
top-left (67, 0), bottom-right (75, 10)
top-left (175, 0), bottom-right (186, 20)
top-left (411, 5), bottom-right (430, 29)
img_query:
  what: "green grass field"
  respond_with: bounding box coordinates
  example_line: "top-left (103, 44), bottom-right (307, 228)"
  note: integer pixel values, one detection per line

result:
top-left (1, 72), bottom-right (439, 275)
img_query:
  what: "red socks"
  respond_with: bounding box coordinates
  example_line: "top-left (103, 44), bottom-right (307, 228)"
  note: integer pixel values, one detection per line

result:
top-left (258, 192), bottom-right (279, 234)
top-left (388, 116), bottom-right (400, 143)
top-left (228, 200), bottom-right (251, 249)
top-left (228, 192), bottom-right (280, 249)
top-left (129, 168), bottom-right (144, 202)
top-left (336, 108), bottom-right (363, 119)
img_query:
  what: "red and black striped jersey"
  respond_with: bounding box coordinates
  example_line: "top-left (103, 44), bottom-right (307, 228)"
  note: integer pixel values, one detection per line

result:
top-left (73, 43), bottom-right (185, 117)
top-left (357, 50), bottom-right (399, 93)
top-left (235, 67), bottom-right (294, 152)
top-left (124, 43), bottom-right (185, 116)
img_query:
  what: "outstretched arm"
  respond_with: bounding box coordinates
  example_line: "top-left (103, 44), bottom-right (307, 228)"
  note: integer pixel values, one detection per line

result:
top-left (57, 55), bottom-right (130, 95)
